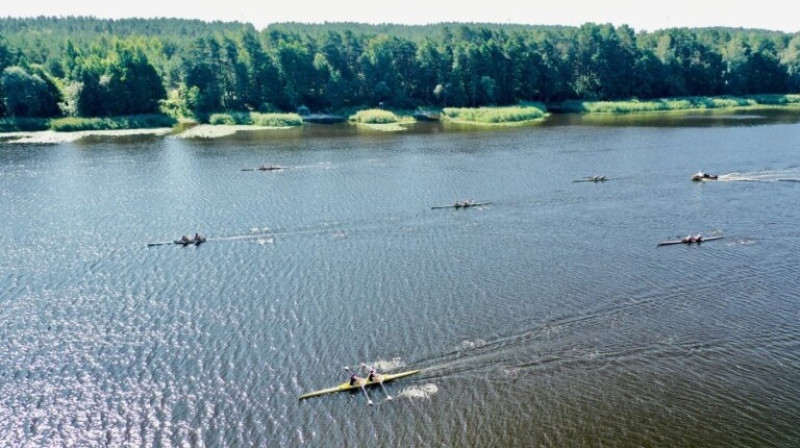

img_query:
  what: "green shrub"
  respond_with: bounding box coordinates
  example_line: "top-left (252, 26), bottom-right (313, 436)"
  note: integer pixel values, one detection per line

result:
top-left (0, 117), bottom-right (50, 132)
top-left (350, 109), bottom-right (400, 124)
top-left (49, 114), bottom-right (177, 131)
top-left (442, 104), bottom-right (547, 123)
top-left (208, 112), bottom-right (302, 126)
top-left (250, 112), bottom-right (303, 127)
top-left (208, 113), bottom-right (238, 125)
top-left (748, 94), bottom-right (800, 105)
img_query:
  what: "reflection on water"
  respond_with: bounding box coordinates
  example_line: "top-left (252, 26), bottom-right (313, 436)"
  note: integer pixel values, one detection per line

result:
top-left (1, 113), bottom-right (800, 447)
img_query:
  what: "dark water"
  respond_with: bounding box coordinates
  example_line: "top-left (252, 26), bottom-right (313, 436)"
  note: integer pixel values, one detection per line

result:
top-left (1, 111), bottom-right (800, 447)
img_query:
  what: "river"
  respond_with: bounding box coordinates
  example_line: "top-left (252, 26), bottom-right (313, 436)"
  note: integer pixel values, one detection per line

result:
top-left (1, 109), bottom-right (799, 447)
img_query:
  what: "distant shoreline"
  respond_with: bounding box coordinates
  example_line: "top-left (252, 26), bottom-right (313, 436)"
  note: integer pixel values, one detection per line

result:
top-left (3, 95), bottom-right (799, 144)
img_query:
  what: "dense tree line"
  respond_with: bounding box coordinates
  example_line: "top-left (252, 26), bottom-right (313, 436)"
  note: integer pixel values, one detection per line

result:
top-left (1, 17), bottom-right (799, 120)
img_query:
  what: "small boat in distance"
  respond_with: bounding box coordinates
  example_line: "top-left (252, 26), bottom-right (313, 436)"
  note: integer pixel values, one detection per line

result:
top-left (657, 234), bottom-right (723, 247)
top-left (431, 199), bottom-right (492, 209)
top-left (573, 175), bottom-right (607, 182)
top-left (258, 164), bottom-right (283, 171)
top-left (242, 164), bottom-right (284, 171)
top-left (174, 233), bottom-right (207, 246)
top-left (692, 171), bottom-right (718, 181)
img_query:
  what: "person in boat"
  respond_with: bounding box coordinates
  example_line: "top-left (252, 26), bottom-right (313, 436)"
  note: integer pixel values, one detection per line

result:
top-left (348, 370), bottom-right (365, 386)
top-left (179, 235), bottom-right (191, 244)
top-left (693, 171), bottom-right (718, 181)
top-left (361, 363), bottom-right (382, 382)
top-left (194, 232), bottom-right (204, 242)
top-left (680, 234), bottom-right (703, 244)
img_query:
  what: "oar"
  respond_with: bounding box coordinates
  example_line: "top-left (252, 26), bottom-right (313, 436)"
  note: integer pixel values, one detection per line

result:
top-left (345, 367), bottom-right (373, 405)
top-left (361, 363), bottom-right (392, 400)
top-left (147, 241), bottom-right (174, 247)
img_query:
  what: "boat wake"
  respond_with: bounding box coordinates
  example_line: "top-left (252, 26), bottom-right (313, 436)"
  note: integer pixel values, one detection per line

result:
top-left (396, 384), bottom-right (438, 399)
top-left (362, 357), bottom-right (407, 372)
top-left (717, 168), bottom-right (800, 183)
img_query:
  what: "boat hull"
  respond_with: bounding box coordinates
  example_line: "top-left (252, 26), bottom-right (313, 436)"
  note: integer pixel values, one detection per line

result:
top-left (657, 236), bottom-right (723, 246)
top-left (431, 202), bottom-right (492, 210)
top-left (692, 173), bottom-right (718, 181)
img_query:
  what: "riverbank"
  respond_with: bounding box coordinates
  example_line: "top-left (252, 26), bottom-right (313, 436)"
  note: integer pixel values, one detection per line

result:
top-left (0, 128), bottom-right (175, 144)
top-left (548, 94), bottom-right (800, 113)
top-left (3, 94), bottom-right (800, 144)
top-left (0, 124), bottom-right (299, 144)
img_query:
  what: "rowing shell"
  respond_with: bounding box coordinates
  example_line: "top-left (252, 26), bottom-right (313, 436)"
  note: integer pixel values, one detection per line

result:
top-left (573, 175), bottom-right (607, 182)
top-left (657, 236), bottom-right (723, 247)
top-left (242, 166), bottom-right (284, 171)
top-left (146, 232), bottom-right (272, 247)
top-left (147, 238), bottom-right (206, 247)
top-left (299, 369), bottom-right (421, 400)
top-left (431, 202), bottom-right (492, 210)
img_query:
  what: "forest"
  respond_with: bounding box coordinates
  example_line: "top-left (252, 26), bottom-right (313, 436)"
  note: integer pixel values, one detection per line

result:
top-left (1, 16), bottom-right (799, 122)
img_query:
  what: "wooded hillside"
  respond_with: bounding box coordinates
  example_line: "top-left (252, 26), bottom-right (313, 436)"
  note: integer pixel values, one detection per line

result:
top-left (1, 17), bottom-right (799, 119)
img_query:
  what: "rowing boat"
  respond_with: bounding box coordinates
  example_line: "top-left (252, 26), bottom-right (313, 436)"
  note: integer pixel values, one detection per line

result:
top-left (573, 175), bottom-right (606, 182)
top-left (147, 231), bottom-right (274, 247)
top-left (242, 165), bottom-right (284, 171)
top-left (299, 369), bottom-right (421, 400)
top-left (657, 236), bottom-right (723, 247)
top-left (691, 172), bottom-right (718, 181)
top-left (431, 201), bottom-right (492, 210)
top-left (174, 236), bottom-right (206, 246)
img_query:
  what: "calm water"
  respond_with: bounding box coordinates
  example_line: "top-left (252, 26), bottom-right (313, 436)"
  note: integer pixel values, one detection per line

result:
top-left (1, 111), bottom-right (800, 447)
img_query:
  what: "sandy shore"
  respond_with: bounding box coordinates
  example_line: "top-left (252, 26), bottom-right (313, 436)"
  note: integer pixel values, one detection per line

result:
top-left (175, 124), bottom-right (292, 139)
top-left (0, 124), bottom-right (296, 144)
top-left (1, 128), bottom-right (174, 144)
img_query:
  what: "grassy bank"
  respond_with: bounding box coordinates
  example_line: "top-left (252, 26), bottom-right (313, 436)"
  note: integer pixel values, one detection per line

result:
top-left (208, 112), bottom-right (303, 127)
top-left (349, 109), bottom-right (415, 124)
top-left (441, 103), bottom-right (548, 124)
top-left (550, 94), bottom-right (800, 113)
top-left (4, 94), bottom-right (799, 135)
top-left (50, 114), bottom-right (178, 132)
top-left (0, 118), bottom-right (51, 133)
top-left (1, 114), bottom-right (177, 133)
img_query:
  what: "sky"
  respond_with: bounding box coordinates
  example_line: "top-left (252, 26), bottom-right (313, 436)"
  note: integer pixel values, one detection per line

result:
top-left (2, 0), bottom-right (798, 33)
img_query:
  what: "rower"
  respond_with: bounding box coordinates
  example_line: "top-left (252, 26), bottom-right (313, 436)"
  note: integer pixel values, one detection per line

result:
top-left (361, 363), bottom-right (381, 382)
top-left (347, 369), bottom-right (364, 386)
top-left (344, 367), bottom-right (374, 405)
top-left (360, 363), bottom-right (392, 400)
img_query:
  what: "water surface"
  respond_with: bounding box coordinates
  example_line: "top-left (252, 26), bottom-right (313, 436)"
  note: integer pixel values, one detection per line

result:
top-left (1, 111), bottom-right (799, 447)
